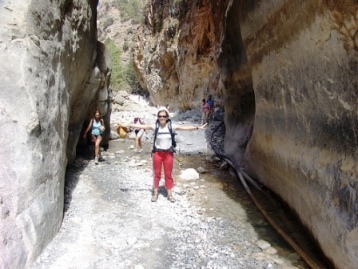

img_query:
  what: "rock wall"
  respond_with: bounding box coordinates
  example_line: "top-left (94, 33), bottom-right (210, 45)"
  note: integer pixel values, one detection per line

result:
top-left (134, 0), bottom-right (358, 268)
top-left (241, 1), bottom-right (358, 268)
top-left (0, 0), bottom-right (110, 268)
top-left (133, 0), bottom-right (228, 110)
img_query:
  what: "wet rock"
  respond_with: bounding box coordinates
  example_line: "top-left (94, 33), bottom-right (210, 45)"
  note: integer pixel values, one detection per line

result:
top-left (197, 166), bottom-right (207, 173)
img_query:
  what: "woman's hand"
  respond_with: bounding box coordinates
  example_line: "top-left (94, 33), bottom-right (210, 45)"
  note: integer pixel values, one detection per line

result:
top-left (116, 123), bottom-right (130, 129)
top-left (176, 123), bottom-right (208, 131)
top-left (198, 123), bottom-right (208, 129)
top-left (127, 123), bottom-right (152, 130)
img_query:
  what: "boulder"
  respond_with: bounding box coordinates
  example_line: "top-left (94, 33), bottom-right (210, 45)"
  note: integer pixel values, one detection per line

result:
top-left (179, 168), bottom-right (200, 181)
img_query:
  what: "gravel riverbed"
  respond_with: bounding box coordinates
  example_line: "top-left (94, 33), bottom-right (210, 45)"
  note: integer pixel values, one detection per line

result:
top-left (31, 95), bottom-right (308, 269)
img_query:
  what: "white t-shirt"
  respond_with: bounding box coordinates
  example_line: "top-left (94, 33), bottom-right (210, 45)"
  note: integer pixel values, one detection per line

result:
top-left (151, 123), bottom-right (177, 150)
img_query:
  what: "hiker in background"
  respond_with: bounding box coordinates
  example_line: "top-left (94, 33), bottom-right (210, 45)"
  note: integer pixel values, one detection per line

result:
top-left (83, 110), bottom-right (105, 164)
top-left (127, 107), bottom-right (207, 203)
top-left (201, 98), bottom-right (210, 125)
top-left (207, 95), bottom-right (215, 121)
top-left (133, 116), bottom-right (145, 152)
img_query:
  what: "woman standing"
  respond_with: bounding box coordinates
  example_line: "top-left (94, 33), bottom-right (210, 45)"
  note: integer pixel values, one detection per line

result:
top-left (83, 110), bottom-right (105, 164)
top-left (128, 107), bottom-right (207, 202)
top-left (201, 98), bottom-right (210, 125)
top-left (133, 116), bottom-right (145, 152)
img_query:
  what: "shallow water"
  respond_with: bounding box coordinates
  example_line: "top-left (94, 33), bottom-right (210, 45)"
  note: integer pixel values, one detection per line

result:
top-left (176, 154), bottom-right (333, 269)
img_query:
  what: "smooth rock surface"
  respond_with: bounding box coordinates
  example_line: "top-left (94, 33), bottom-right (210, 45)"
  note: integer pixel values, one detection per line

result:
top-left (0, 1), bottom-right (109, 268)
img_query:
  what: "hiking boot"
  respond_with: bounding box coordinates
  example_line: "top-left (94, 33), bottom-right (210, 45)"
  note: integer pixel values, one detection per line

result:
top-left (167, 195), bottom-right (175, 203)
top-left (151, 193), bottom-right (158, 202)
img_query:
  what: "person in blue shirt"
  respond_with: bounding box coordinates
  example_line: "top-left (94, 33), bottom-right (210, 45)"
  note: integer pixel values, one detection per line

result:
top-left (83, 110), bottom-right (105, 164)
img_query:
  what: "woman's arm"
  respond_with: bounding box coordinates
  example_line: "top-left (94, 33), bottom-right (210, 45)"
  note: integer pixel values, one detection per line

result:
top-left (176, 123), bottom-right (208, 131)
top-left (83, 119), bottom-right (93, 138)
top-left (127, 123), bottom-right (153, 130)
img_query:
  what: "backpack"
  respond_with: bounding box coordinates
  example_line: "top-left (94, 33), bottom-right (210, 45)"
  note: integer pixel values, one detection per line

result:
top-left (134, 117), bottom-right (144, 124)
top-left (152, 119), bottom-right (177, 153)
top-left (207, 99), bottom-right (214, 109)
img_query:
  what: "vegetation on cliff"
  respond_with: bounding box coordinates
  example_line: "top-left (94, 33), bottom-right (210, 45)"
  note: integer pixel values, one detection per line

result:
top-left (113, 0), bottom-right (144, 24)
top-left (104, 38), bottom-right (139, 91)
top-left (98, 0), bottom-right (144, 92)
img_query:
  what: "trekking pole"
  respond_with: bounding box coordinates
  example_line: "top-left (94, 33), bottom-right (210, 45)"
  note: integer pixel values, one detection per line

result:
top-left (174, 156), bottom-right (182, 166)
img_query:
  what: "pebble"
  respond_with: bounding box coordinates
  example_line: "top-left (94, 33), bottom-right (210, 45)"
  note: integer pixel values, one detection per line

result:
top-left (257, 239), bottom-right (272, 250)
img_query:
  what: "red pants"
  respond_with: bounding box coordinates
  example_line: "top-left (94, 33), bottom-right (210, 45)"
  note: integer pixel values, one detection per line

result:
top-left (152, 151), bottom-right (174, 189)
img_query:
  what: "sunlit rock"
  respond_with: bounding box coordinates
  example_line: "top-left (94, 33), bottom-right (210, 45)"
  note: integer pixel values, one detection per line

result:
top-left (135, 1), bottom-right (358, 268)
top-left (0, 0), bottom-right (110, 268)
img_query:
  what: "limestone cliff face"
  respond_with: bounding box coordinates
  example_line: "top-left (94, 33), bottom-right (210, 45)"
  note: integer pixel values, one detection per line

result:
top-left (134, 0), bottom-right (358, 268)
top-left (0, 0), bottom-right (110, 268)
top-left (133, 0), bottom-right (229, 110)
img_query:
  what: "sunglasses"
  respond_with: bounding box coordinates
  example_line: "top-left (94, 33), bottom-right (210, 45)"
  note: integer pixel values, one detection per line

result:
top-left (158, 115), bottom-right (168, 118)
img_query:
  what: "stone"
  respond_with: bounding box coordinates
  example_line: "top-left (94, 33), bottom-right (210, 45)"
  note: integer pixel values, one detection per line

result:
top-left (113, 94), bottom-right (125, 105)
top-left (110, 130), bottom-right (119, 140)
top-left (265, 247), bottom-right (278, 255)
top-left (256, 240), bottom-right (271, 250)
top-left (179, 168), bottom-right (200, 181)
top-left (197, 167), bottom-right (207, 174)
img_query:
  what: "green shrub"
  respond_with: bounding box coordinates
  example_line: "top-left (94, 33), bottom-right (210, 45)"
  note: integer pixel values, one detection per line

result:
top-left (122, 41), bottom-right (129, 52)
top-left (115, 0), bottom-right (144, 24)
top-left (104, 38), bottom-right (141, 92)
top-left (103, 18), bottom-right (114, 30)
top-left (104, 38), bottom-right (125, 90)
top-left (125, 56), bottom-right (141, 90)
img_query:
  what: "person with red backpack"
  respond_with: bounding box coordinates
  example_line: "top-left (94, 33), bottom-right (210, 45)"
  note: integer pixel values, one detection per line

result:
top-left (127, 107), bottom-right (207, 203)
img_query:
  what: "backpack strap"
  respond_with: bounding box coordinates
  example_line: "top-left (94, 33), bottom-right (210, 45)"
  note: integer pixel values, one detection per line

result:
top-left (152, 119), bottom-right (160, 153)
top-left (167, 120), bottom-right (176, 148)
top-left (92, 118), bottom-right (102, 125)
top-left (152, 119), bottom-right (176, 153)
